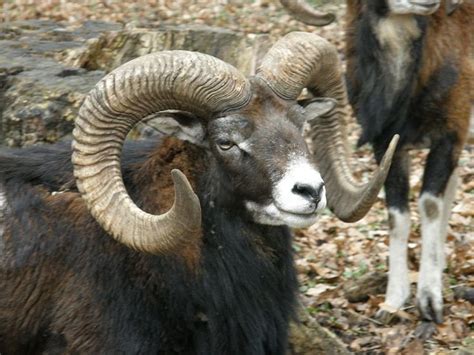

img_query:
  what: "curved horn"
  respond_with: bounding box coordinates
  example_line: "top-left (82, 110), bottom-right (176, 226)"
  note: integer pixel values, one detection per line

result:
top-left (73, 51), bottom-right (251, 254)
top-left (446, 0), bottom-right (463, 15)
top-left (257, 32), bottom-right (398, 222)
top-left (279, 0), bottom-right (335, 26)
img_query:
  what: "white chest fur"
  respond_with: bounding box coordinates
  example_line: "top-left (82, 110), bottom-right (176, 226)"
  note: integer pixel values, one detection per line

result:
top-left (375, 15), bottom-right (421, 94)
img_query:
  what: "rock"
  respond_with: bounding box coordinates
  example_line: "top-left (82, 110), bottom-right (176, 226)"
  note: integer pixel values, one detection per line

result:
top-left (288, 307), bottom-right (351, 355)
top-left (454, 286), bottom-right (474, 304)
top-left (0, 20), bottom-right (271, 147)
top-left (0, 21), bottom-right (111, 146)
top-left (60, 24), bottom-right (271, 76)
top-left (343, 271), bottom-right (387, 303)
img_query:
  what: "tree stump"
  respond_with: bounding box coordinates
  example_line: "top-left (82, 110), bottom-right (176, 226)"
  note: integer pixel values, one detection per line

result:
top-left (0, 20), bottom-right (270, 147)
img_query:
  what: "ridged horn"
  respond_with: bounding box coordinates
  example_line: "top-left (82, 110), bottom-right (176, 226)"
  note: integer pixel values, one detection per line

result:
top-left (257, 32), bottom-right (398, 222)
top-left (72, 51), bottom-right (251, 254)
top-left (279, 0), bottom-right (335, 26)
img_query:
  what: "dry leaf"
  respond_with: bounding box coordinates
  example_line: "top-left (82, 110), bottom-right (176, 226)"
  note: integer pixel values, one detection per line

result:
top-left (2, 1), bottom-right (472, 353)
top-left (305, 284), bottom-right (336, 298)
top-left (401, 339), bottom-right (424, 355)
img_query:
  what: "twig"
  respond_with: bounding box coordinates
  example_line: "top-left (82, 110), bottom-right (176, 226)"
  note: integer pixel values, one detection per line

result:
top-left (362, 345), bottom-right (382, 352)
top-left (449, 283), bottom-right (467, 289)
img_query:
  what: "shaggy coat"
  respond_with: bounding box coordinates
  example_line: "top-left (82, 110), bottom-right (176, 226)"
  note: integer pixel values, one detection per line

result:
top-left (0, 138), bottom-right (297, 354)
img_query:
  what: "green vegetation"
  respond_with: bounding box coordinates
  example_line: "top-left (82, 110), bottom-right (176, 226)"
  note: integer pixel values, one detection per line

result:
top-left (343, 261), bottom-right (369, 279)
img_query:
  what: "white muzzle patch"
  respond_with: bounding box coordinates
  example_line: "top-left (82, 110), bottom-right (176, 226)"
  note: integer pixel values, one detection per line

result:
top-left (246, 157), bottom-right (326, 228)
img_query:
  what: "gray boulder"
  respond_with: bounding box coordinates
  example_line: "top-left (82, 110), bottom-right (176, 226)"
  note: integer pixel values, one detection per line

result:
top-left (0, 20), bottom-right (270, 147)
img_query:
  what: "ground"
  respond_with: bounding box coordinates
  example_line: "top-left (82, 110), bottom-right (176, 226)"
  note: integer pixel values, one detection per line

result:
top-left (1, 1), bottom-right (473, 353)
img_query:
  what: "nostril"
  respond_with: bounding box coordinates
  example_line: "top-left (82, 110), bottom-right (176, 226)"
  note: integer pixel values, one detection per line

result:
top-left (292, 183), bottom-right (323, 203)
top-left (316, 183), bottom-right (325, 198)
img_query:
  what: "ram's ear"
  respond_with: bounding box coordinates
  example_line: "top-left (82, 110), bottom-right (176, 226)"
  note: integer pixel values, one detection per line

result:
top-left (301, 97), bottom-right (337, 121)
top-left (446, 0), bottom-right (463, 15)
top-left (141, 111), bottom-right (207, 147)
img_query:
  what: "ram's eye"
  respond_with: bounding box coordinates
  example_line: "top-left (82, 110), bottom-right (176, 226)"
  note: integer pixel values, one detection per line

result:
top-left (216, 139), bottom-right (235, 151)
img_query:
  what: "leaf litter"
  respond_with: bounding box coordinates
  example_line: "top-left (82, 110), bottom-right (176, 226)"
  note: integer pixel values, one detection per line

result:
top-left (2, 1), bottom-right (472, 353)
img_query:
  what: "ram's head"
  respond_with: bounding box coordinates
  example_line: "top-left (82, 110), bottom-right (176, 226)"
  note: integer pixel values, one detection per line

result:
top-left (72, 32), bottom-right (398, 254)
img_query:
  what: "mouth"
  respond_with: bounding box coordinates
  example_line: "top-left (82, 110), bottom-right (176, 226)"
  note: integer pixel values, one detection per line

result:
top-left (245, 201), bottom-right (320, 228)
top-left (409, 1), bottom-right (440, 10)
top-left (414, 3), bottom-right (437, 8)
top-left (274, 207), bottom-right (320, 228)
top-left (275, 202), bottom-right (318, 216)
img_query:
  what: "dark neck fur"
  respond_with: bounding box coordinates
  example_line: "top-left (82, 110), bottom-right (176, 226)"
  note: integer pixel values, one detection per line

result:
top-left (129, 140), bottom-right (298, 354)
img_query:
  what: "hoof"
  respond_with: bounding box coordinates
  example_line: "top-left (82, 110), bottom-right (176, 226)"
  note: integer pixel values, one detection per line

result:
top-left (416, 288), bottom-right (444, 324)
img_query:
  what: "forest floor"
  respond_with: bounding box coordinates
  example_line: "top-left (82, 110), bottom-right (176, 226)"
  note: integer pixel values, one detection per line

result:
top-left (2, 1), bottom-right (473, 354)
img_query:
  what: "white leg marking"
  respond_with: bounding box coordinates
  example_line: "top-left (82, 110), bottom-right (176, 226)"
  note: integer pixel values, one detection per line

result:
top-left (417, 188), bottom-right (453, 322)
top-left (385, 208), bottom-right (411, 309)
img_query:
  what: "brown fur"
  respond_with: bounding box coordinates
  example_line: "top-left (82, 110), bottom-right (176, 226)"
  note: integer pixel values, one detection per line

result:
top-left (43, 137), bottom-right (207, 271)
top-left (133, 137), bottom-right (207, 213)
top-left (418, 2), bottom-right (473, 148)
top-left (346, 0), bottom-right (473, 152)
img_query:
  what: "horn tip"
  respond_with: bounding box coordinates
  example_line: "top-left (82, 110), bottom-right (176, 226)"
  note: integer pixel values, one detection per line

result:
top-left (171, 169), bottom-right (196, 195)
top-left (171, 168), bottom-right (201, 207)
top-left (379, 134), bottom-right (400, 175)
top-left (171, 169), bottom-right (186, 181)
top-left (390, 134), bottom-right (400, 147)
top-left (313, 13), bottom-right (336, 27)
